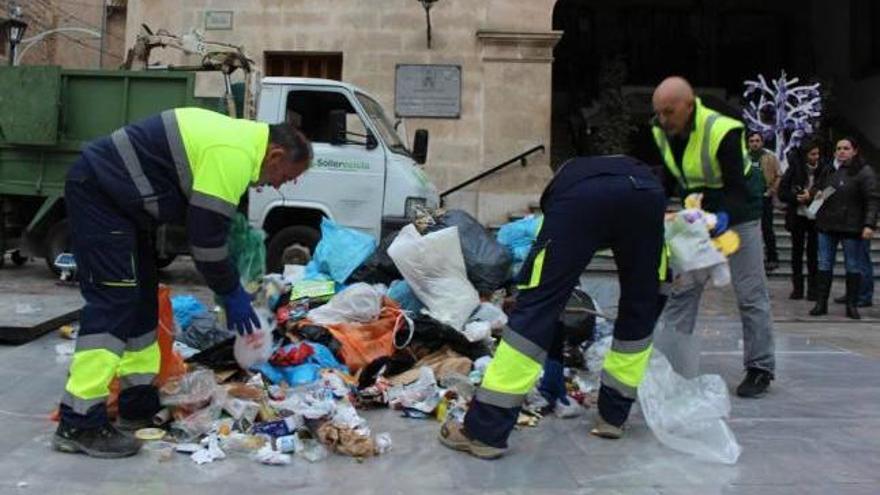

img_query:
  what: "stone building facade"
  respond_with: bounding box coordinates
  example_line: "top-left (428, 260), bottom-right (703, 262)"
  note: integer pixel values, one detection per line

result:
top-left (1, 0), bottom-right (126, 69)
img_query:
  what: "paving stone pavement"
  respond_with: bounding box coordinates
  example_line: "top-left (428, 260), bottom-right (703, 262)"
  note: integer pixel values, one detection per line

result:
top-left (0, 259), bottom-right (877, 494)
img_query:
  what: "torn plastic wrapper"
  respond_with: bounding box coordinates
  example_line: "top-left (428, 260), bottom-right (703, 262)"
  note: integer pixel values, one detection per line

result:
top-left (386, 367), bottom-right (441, 414)
top-left (252, 444), bottom-right (291, 465)
top-left (160, 369), bottom-right (217, 409)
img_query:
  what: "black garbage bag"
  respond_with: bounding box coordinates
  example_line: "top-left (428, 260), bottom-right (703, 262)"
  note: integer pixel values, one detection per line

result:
top-left (178, 313), bottom-right (237, 351)
top-left (427, 209), bottom-right (512, 293)
top-left (349, 229), bottom-right (402, 285)
top-left (296, 324), bottom-right (344, 359)
top-left (560, 288), bottom-right (597, 347)
top-left (187, 337), bottom-right (237, 369)
top-left (403, 313), bottom-right (492, 361)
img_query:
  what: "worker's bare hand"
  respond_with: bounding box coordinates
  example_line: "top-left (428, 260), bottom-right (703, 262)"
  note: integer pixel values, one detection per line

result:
top-left (862, 227), bottom-right (874, 240)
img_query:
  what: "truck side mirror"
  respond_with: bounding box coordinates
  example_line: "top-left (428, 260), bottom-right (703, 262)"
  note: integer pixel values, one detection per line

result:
top-left (329, 109), bottom-right (347, 145)
top-left (412, 129), bottom-right (429, 164)
top-left (366, 131), bottom-right (379, 150)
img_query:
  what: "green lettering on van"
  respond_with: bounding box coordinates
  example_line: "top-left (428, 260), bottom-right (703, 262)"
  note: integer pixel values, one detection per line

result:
top-left (314, 158), bottom-right (371, 171)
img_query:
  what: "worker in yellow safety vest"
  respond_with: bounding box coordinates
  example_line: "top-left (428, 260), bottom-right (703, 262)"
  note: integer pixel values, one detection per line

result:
top-left (649, 76), bottom-right (775, 396)
top-left (54, 108), bottom-right (312, 458)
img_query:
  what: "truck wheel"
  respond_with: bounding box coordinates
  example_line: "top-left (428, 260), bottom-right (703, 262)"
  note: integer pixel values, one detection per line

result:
top-left (266, 225), bottom-right (320, 274)
top-left (11, 250), bottom-right (28, 266)
top-left (45, 220), bottom-right (70, 276)
top-left (156, 254), bottom-right (177, 270)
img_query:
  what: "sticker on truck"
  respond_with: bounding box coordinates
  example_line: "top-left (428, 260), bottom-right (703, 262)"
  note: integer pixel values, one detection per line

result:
top-left (313, 158), bottom-right (371, 171)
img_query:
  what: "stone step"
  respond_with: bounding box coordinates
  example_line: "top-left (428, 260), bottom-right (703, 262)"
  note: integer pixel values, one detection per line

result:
top-left (583, 256), bottom-right (878, 279)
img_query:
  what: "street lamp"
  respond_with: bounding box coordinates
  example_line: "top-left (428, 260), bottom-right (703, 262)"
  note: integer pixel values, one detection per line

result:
top-left (3, 18), bottom-right (28, 66)
top-left (416, 0), bottom-right (439, 49)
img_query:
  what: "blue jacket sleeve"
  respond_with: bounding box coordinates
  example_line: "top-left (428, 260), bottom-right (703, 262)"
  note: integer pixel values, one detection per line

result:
top-left (187, 202), bottom-right (240, 295)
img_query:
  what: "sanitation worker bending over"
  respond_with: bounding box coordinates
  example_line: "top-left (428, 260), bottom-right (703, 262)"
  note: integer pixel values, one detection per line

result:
top-left (439, 155), bottom-right (667, 459)
top-left (54, 108), bottom-right (312, 458)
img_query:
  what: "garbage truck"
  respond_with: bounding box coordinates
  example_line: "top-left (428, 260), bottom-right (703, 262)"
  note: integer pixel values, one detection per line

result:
top-left (0, 34), bottom-right (437, 274)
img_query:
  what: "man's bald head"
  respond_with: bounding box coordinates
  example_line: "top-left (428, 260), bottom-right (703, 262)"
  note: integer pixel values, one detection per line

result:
top-left (653, 76), bottom-right (696, 136)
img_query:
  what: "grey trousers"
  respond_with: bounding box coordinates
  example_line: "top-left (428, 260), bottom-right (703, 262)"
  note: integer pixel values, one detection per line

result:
top-left (654, 220), bottom-right (776, 378)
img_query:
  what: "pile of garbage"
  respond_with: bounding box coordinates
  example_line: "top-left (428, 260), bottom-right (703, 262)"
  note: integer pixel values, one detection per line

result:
top-left (54, 206), bottom-right (740, 465)
top-left (130, 208), bottom-right (588, 465)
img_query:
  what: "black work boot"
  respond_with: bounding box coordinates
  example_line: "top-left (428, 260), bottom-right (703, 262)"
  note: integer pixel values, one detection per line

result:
top-left (809, 271), bottom-right (832, 316)
top-left (52, 421), bottom-right (142, 458)
top-left (736, 368), bottom-right (773, 398)
top-left (806, 274), bottom-right (817, 301)
top-left (845, 273), bottom-right (862, 320)
top-left (789, 275), bottom-right (804, 300)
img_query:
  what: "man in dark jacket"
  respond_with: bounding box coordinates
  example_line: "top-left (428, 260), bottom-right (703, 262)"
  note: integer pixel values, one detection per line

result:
top-left (809, 138), bottom-right (878, 319)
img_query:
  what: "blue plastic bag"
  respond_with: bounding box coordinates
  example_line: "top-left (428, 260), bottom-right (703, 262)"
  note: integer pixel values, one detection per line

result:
top-left (170, 295), bottom-right (208, 331)
top-left (256, 342), bottom-right (348, 386)
top-left (304, 218), bottom-right (378, 284)
top-left (496, 214), bottom-right (543, 276)
top-left (387, 279), bottom-right (424, 313)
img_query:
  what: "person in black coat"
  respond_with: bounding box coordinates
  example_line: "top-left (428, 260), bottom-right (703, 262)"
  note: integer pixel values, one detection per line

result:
top-left (809, 137), bottom-right (879, 319)
top-left (779, 141), bottom-right (830, 301)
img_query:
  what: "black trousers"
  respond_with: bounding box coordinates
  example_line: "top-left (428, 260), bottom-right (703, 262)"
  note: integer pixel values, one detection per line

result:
top-left (762, 196), bottom-right (779, 263)
top-left (789, 215), bottom-right (818, 283)
top-left (464, 171), bottom-right (665, 448)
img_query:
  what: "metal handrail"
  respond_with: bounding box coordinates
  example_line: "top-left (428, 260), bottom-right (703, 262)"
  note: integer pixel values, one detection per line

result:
top-left (440, 144), bottom-right (545, 199)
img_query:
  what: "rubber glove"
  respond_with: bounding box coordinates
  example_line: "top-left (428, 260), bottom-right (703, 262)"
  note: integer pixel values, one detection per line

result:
top-left (711, 211), bottom-right (729, 237)
top-left (223, 284), bottom-right (261, 335)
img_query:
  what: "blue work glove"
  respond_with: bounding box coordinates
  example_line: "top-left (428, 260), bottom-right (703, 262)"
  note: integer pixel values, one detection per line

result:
top-left (223, 284), bottom-right (261, 335)
top-left (711, 212), bottom-right (729, 237)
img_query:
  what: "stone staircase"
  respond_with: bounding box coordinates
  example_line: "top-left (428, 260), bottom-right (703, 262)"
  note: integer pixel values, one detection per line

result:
top-left (493, 204), bottom-right (880, 279)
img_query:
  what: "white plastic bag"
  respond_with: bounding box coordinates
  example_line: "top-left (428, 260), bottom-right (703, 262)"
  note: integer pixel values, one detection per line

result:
top-left (307, 282), bottom-right (383, 324)
top-left (470, 302), bottom-right (509, 330)
top-left (638, 351), bottom-right (742, 464)
top-left (233, 309), bottom-right (276, 370)
top-left (665, 209), bottom-right (726, 274)
top-left (387, 224), bottom-right (480, 330)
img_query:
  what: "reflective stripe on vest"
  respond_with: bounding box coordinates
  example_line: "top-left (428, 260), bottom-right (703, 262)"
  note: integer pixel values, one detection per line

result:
top-left (652, 98), bottom-right (749, 191)
top-left (161, 110), bottom-right (193, 198)
top-left (110, 111), bottom-right (192, 217)
top-left (111, 129), bottom-right (160, 219)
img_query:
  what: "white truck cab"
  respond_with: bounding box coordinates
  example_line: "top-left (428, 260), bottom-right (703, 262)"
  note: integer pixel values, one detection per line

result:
top-left (251, 77), bottom-right (439, 272)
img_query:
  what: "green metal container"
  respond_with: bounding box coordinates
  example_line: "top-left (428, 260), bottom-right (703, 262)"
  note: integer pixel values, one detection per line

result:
top-left (0, 65), bottom-right (221, 270)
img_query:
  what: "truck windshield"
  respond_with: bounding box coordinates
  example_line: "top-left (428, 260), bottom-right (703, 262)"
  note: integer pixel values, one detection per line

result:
top-left (356, 93), bottom-right (409, 156)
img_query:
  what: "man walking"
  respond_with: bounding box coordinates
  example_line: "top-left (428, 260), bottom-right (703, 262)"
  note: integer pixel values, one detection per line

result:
top-left (650, 77), bottom-right (775, 397)
top-left (438, 155), bottom-right (667, 459)
top-left (54, 108), bottom-right (312, 458)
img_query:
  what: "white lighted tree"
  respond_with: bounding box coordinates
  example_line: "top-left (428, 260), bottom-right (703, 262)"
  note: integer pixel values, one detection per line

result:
top-left (742, 71), bottom-right (822, 172)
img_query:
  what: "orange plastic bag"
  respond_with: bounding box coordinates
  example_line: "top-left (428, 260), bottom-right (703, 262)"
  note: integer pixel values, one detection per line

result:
top-left (307, 298), bottom-right (404, 374)
top-left (107, 284), bottom-right (187, 418)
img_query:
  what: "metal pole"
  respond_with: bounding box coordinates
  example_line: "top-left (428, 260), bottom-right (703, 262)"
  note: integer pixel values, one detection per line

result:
top-left (98, 0), bottom-right (107, 68)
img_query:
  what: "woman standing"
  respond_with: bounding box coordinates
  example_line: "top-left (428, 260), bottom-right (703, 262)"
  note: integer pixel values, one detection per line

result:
top-left (810, 137), bottom-right (879, 319)
top-left (779, 141), bottom-right (828, 300)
